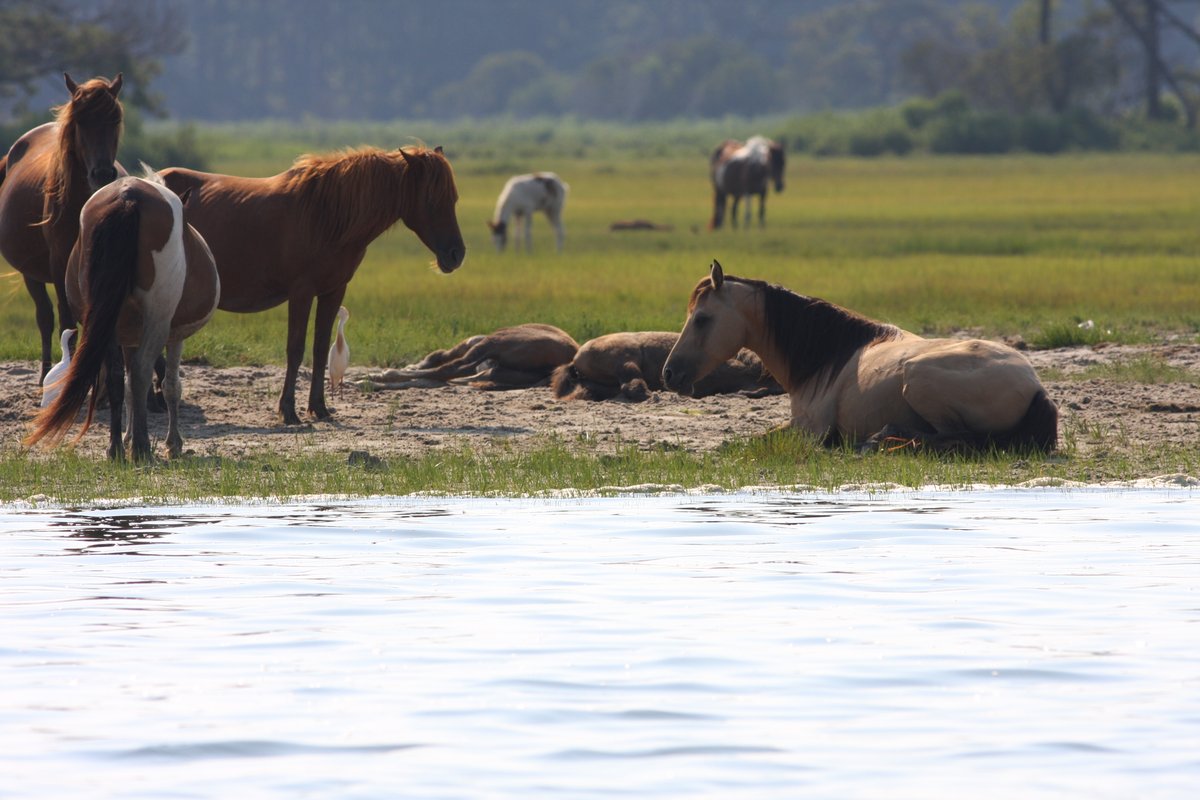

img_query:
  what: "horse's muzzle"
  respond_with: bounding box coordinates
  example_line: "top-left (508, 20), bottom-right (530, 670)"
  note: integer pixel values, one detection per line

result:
top-left (89, 165), bottom-right (119, 190)
top-left (661, 363), bottom-right (691, 395)
top-left (436, 243), bottom-right (466, 273)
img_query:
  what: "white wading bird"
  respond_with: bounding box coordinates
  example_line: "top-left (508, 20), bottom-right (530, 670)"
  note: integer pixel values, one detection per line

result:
top-left (40, 328), bottom-right (76, 408)
top-left (328, 306), bottom-right (350, 394)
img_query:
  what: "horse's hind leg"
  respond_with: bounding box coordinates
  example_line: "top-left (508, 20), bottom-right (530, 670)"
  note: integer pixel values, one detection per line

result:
top-left (309, 288), bottom-right (347, 420)
top-left (547, 209), bottom-right (564, 252)
top-left (162, 341), bottom-right (185, 458)
top-left (730, 196), bottom-right (741, 229)
top-left (104, 343), bottom-right (126, 461)
top-left (757, 192), bottom-right (766, 228)
top-left (24, 277), bottom-right (55, 383)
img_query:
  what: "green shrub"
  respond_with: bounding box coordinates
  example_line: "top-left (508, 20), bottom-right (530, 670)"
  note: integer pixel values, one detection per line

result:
top-left (929, 111), bottom-right (1015, 154)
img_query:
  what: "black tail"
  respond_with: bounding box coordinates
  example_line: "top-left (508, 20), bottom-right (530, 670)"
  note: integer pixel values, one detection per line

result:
top-left (25, 197), bottom-right (139, 449)
top-left (994, 389), bottom-right (1059, 453)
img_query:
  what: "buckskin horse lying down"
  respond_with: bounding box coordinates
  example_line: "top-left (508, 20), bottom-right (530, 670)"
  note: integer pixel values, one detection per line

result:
top-left (662, 261), bottom-right (1057, 452)
top-left (360, 323), bottom-right (578, 390)
top-left (552, 331), bottom-right (782, 402)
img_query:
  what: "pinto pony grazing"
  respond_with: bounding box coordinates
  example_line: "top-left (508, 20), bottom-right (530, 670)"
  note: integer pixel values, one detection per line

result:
top-left (552, 331), bottom-right (781, 402)
top-left (361, 323), bottom-right (578, 390)
top-left (25, 169), bottom-right (219, 461)
top-left (488, 173), bottom-right (568, 252)
top-left (708, 136), bottom-right (785, 231)
top-left (161, 145), bottom-right (465, 424)
top-left (662, 261), bottom-right (1058, 452)
top-left (0, 73), bottom-right (124, 382)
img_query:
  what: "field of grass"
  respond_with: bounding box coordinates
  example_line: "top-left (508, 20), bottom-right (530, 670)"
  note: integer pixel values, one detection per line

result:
top-left (2, 131), bottom-right (1198, 500)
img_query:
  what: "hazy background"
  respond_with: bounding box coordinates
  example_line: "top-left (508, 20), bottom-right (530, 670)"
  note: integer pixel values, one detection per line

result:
top-left (1, 0), bottom-right (1197, 125)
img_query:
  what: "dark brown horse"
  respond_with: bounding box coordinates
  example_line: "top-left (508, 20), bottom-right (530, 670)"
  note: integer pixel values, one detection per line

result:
top-left (708, 136), bottom-right (785, 231)
top-left (0, 73), bottom-right (124, 382)
top-left (552, 331), bottom-right (781, 402)
top-left (663, 261), bottom-right (1058, 452)
top-left (25, 170), bottom-right (219, 461)
top-left (161, 145), bottom-right (466, 424)
top-left (361, 323), bottom-right (578, 390)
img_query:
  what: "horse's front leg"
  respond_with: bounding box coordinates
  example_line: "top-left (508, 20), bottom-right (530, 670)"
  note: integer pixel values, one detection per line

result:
top-left (308, 288), bottom-right (347, 420)
top-left (279, 295), bottom-right (313, 425)
top-left (523, 215), bottom-right (534, 252)
top-left (758, 191), bottom-right (767, 228)
top-left (743, 194), bottom-right (753, 228)
top-left (162, 341), bottom-right (185, 458)
top-left (24, 277), bottom-right (55, 383)
top-left (730, 196), bottom-right (741, 229)
top-left (710, 190), bottom-right (727, 230)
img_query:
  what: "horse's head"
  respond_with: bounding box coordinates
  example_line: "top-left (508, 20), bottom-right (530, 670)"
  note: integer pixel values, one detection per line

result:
top-left (399, 146), bottom-right (465, 273)
top-left (663, 259), bottom-right (752, 396)
top-left (768, 142), bottom-right (786, 193)
top-left (60, 73), bottom-right (124, 192)
top-left (487, 219), bottom-right (508, 252)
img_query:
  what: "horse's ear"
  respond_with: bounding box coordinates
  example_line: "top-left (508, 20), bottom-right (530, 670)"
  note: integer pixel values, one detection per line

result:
top-left (434, 145), bottom-right (444, 154)
top-left (178, 187), bottom-right (193, 206)
top-left (64, 73), bottom-right (78, 95)
top-left (398, 148), bottom-right (413, 164)
top-left (710, 259), bottom-right (725, 289)
top-left (109, 73), bottom-right (123, 96)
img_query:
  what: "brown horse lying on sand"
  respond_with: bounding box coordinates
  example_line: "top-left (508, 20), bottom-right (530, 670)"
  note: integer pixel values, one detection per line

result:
top-left (360, 323), bottom-right (578, 390)
top-left (552, 331), bottom-right (781, 402)
top-left (662, 261), bottom-right (1057, 452)
top-left (161, 145), bottom-right (465, 424)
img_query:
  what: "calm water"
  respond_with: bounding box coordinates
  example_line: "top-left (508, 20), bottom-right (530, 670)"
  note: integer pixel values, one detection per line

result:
top-left (1, 489), bottom-right (1198, 799)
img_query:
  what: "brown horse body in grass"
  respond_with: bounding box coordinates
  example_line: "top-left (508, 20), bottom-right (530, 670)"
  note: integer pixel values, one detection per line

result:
top-left (0, 74), bottom-right (124, 382)
top-left (361, 323), bottom-right (578, 390)
top-left (25, 170), bottom-right (219, 461)
top-left (552, 331), bottom-right (781, 402)
top-left (709, 136), bottom-right (785, 231)
top-left (160, 145), bottom-right (465, 424)
top-left (663, 261), bottom-right (1058, 452)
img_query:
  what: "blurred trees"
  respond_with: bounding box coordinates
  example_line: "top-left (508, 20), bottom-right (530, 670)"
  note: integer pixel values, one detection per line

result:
top-left (4, 0), bottom-right (1195, 130)
top-left (0, 0), bottom-right (185, 116)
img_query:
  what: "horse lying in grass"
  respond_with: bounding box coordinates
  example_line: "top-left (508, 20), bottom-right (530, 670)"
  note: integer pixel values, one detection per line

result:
top-left (662, 261), bottom-right (1058, 452)
top-left (552, 331), bottom-right (781, 402)
top-left (25, 169), bottom-right (219, 461)
top-left (360, 323), bottom-right (578, 390)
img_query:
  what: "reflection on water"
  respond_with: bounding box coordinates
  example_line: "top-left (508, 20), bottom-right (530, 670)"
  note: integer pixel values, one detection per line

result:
top-left (1, 489), bottom-right (1197, 798)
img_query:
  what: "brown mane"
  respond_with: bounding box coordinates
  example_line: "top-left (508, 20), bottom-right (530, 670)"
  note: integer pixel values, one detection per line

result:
top-left (282, 145), bottom-right (458, 246)
top-left (46, 77), bottom-right (123, 223)
top-left (693, 274), bottom-right (900, 391)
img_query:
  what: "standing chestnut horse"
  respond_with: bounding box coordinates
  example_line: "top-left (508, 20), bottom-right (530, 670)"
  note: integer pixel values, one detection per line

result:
top-left (663, 261), bottom-right (1057, 452)
top-left (0, 73), bottom-right (124, 382)
top-left (161, 145), bottom-right (465, 424)
top-left (25, 169), bottom-right (219, 461)
top-left (708, 136), bottom-right (785, 231)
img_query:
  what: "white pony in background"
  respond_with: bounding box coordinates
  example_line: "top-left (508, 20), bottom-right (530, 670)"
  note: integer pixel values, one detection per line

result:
top-left (487, 172), bottom-right (568, 253)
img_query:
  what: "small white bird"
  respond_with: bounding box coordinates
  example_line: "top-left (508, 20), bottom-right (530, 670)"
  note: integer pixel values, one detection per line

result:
top-left (41, 328), bottom-right (76, 408)
top-left (328, 306), bottom-right (350, 394)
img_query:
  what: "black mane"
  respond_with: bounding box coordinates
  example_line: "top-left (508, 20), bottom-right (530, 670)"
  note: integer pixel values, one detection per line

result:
top-left (735, 276), bottom-right (899, 391)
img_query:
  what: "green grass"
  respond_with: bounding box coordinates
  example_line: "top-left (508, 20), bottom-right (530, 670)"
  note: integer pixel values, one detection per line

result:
top-left (3, 134), bottom-right (1199, 501)
top-left (1041, 355), bottom-right (1200, 385)
top-left (4, 430), bottom-right (1197, 505)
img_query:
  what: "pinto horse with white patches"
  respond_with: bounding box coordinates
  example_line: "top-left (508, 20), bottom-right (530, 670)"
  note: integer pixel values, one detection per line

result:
top-left (663, 261), bottom-right (1058, 453)
top-left (26, 169), bottom-right (219, 461)
top-left (488, 172), bottom-right (568, 252)
top-left (708, 136), bottom-right (785, 230)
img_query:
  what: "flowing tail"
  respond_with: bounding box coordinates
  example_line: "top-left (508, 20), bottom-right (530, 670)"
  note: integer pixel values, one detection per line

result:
top-left (25, 197), bottom-right (139, 449)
